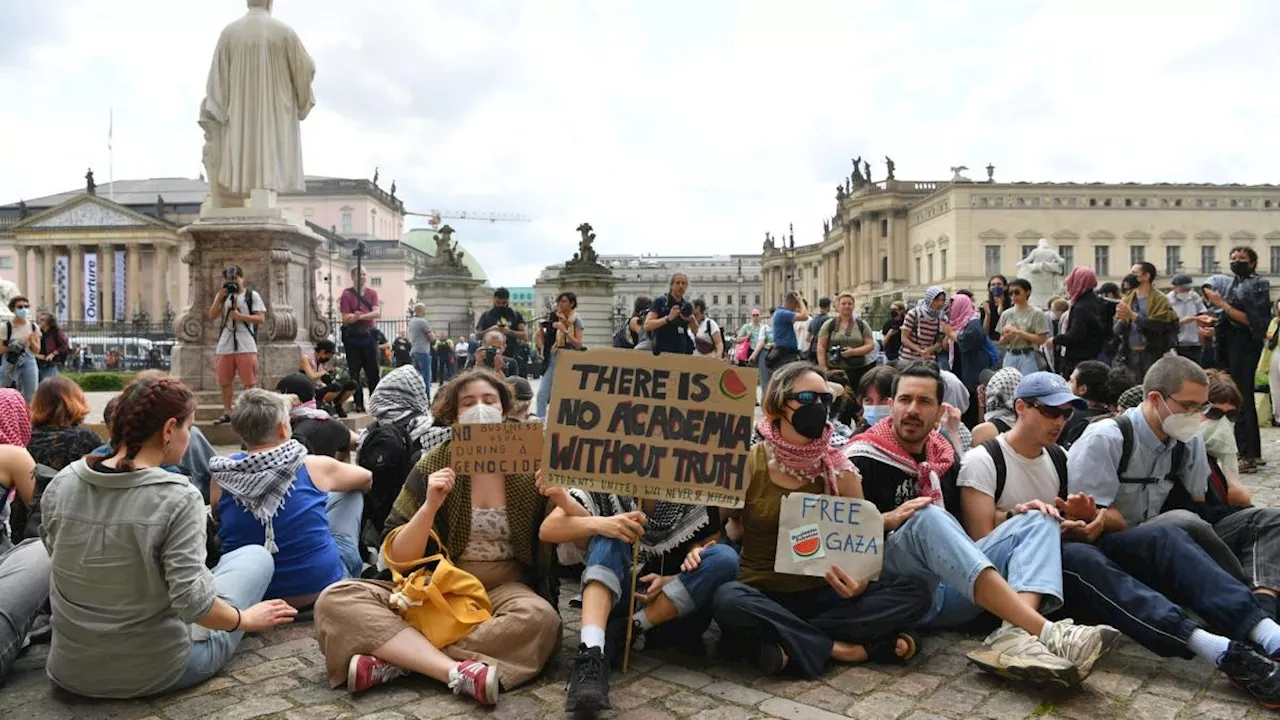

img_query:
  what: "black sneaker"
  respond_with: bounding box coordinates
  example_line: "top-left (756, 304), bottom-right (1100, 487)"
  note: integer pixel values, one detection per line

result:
top-left (1220, 641), bottom-right (1280, 710)
top-left (604, 615), bottom-right (642, 667)
top-left (565, 645), bottom-right (610, 715)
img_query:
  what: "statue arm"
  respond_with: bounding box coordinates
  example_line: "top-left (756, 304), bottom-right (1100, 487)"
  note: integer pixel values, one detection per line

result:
top-left (287, 32), bottom-right (316, 121)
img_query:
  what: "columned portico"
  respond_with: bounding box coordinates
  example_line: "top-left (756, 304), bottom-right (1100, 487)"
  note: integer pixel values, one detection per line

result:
top-left (16, 247), bottom-right (28, 298)
top-left (99, 244), bottom-right (114, 323)
top-left (127, 244), bottom-right (141, 320)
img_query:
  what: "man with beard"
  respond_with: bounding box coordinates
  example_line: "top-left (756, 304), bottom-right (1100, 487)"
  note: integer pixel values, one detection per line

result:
top-left (845, 362), bottom-right (1119, 687)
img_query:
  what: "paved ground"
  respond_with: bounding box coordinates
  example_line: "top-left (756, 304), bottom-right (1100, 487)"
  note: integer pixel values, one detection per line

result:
top-left (15, 404), bottom-right (1280, 718)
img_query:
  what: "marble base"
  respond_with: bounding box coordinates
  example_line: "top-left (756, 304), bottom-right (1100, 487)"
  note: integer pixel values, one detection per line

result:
top-left (413, 273), bottom-right (487, 341)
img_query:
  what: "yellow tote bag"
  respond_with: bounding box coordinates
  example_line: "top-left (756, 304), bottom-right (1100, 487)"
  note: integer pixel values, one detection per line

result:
top-left (381, 526), bottom-right (493, 648)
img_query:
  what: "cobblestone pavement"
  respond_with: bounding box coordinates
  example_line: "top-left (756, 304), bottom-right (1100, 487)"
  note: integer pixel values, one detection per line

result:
top-left (12, 429), bottom-right (1280, 719)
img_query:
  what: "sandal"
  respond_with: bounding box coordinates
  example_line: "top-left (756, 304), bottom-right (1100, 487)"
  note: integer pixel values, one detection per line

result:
top-left (866, 628), bottom-right (920, 665)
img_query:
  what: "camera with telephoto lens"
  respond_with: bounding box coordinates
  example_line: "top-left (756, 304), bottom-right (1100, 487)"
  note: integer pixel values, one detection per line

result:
top-left (828, 346), bottom-right (845, 365)
top-left (484, 346), bottom-right (498, 364)
top-left (222, 266), bottom-right (240, 295)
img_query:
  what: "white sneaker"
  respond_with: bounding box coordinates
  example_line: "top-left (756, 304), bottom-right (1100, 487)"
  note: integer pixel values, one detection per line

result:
top-left (1041, 618), bottom-right (1121, 677)
top-left (967, 625), bottom-right (1080, 689)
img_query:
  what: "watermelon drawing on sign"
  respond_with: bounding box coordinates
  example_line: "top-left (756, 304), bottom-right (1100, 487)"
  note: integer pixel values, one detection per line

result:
top-left (788, 524), bottom-right (825, 562)
top-left (719, 369), bottom-right (748, 400)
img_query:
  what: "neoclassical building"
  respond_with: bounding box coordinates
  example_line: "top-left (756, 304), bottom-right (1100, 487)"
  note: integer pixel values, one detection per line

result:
top-left (762, 170), bottom-right (1280, 309)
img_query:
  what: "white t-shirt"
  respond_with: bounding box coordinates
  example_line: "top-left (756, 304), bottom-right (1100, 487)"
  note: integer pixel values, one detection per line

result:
top-left (215, 290), bottom-right (263, 355)
top-left (956, 436), bottom-right (1061, 511)
top-left (690, 318), bottom-right (722, 357)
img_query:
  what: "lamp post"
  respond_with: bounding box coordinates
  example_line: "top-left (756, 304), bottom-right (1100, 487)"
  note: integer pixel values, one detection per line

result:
top-left (327, 226), bottom-right (336, 341)
top-left (784, 224), bottom-right (796, 294)
top-left (735, 258), bottom-right (744, 330)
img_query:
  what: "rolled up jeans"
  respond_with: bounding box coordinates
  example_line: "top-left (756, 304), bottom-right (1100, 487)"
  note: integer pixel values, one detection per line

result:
top-left (0, 539), bottom-right (51, 680)
top-left (581, 536), bottom-right (739, 618)
top-left (327, 491), bottom-right (365, 579)
top-left (0, 352), bottom-right (38, 403)
top-left (883, 506), bottom-right (1064, 628)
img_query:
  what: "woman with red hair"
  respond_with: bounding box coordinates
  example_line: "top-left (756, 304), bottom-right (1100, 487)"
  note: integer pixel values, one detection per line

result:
top-left (28, 376), bottom-right (102, 471)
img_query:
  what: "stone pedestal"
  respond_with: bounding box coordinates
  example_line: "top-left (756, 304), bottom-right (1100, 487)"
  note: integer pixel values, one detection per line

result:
top-left (171, 209), bottom-right (325, 398)
top-left (555, 268), bottom-right (618, 351)
top-left (413, 272), bottom-right (486, 341)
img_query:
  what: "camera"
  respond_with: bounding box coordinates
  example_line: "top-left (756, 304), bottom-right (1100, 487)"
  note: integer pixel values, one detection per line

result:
top-left (222, 266), bottom-right (240, 295)
top-left (484, 346), bottom-right (498, 364)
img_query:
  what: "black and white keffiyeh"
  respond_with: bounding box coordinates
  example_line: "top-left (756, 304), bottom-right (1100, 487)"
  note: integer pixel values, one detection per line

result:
top-left (366, 366), bottom-right (433, 443)
top-left (209, 439), bottom-right (308, 553)
top-left (567, 488), bottom-right (709, 561)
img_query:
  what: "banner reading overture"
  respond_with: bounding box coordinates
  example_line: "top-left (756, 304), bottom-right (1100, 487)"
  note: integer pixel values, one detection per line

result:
top-left (540, 348), bottom-right (759, 509)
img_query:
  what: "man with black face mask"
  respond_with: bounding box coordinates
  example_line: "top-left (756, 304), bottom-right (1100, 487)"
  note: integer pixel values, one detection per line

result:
top-left (1204, 247), bottom-right (1272, 472)
top-left (881, 301), bottom-right (906, 363)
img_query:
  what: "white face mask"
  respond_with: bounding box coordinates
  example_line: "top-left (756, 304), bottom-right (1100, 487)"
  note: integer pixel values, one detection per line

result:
top-left (862, 403), bottom-right (891, 426)
top-left (1159, 396), bottom-right (1201, 442)
top-left (459, 403), bottom-right (504, 425)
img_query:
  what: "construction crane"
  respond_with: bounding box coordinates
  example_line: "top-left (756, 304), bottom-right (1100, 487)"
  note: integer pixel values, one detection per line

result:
top-left (405, 209), bottom-right (532, 228)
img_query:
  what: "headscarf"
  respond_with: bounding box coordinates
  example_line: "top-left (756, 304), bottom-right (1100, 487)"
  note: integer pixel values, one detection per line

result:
top-left (983, 367), bottom-right (1022, 428)
top-left (0, 389), bottom-right (31, 446)
top-left (1065, 267), bottom-right (1098, 302)
top-left (918, 286), bottom-right (947, 319)
top-left (208, 439), bottom-right (308, 553)
top-left (755, 416), bottom-right (854, 496)
top-left (365, 365), bottom-right (433, 443)
top-left (945, 294), bottom-right (978, 365)
top-left (845, 417), bottom-right (956, 508)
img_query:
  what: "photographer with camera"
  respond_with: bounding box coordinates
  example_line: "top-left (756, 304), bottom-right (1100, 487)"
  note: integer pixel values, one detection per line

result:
top-left (301, 340), bottom-right (357, 417)
top-left (339, 261), bottom-right (381, 413)
top-left (465, 330), bottom-right (519, 378)
top-left (0, 296), bottom-right (41, 402)
top-left (205, 265), bottom-right (264, 423)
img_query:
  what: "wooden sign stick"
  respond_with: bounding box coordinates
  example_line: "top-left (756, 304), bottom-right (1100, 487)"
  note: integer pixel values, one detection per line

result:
top-left (621, 496), bottom-right (643, 673)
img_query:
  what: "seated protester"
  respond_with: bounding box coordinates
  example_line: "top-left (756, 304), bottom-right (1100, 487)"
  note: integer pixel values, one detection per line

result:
top-left (362, 365), bottom-right (437, 451)
top-left (506, 377), bottom-right (537, 422)
top-left (545, 479), bottom-right (736, 714)
top-left (0, 535), bottom-right (49, 680)
top-left (276, 372), bottom-right (357, 461)
top-left (211, 389), bottom-right (370, 609)
top-left (711, 363), bottom-right (932, 682)
top-left (846, 362), bottom-right (1118, 687)
top-left (314, 369), bottom-right (561, 705)
top-left (465, 330), bottom-right (520, 378)
top-left (853, 364), bottom-right (899, 433)
top-left (965, 372), bottom-right (1280, 709)
top-left (39, 376), bottom-right (296, 698)
top-left (1198, 370), bottom-right (1256, 506)
top-left (303, 340), bottom-right (357, 418)
top-left (27, 376), bottom-right (102, 471)
top-left (970, 367), bottom-right (1022, 446)
top-left (1058, 361), bottom-right (1114, 450)
top-left (1115, 384), bottom-right (1144, 411)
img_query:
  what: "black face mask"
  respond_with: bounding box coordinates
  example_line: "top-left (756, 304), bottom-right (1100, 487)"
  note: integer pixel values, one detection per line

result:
top-left (1231, 261), bottom-right (1252, 278)
top-left (789, 403), bottom-right (829, 439)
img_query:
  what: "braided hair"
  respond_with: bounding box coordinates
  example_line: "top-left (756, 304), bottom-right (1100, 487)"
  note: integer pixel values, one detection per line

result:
top-left (92, 376), bottom-right (194, 471)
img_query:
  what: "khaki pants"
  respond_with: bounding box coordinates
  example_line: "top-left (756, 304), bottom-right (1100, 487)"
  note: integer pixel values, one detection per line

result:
top-left (314, 561), bottom-right (561, 690)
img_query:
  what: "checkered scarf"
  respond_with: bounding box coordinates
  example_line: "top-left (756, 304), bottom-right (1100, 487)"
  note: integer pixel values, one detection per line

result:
top-left (209, 439), bottom-right (307, 553)
top-left (367, 366), bottom-right (433, 443)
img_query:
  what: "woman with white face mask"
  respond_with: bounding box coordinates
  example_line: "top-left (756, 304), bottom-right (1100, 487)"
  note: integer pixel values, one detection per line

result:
top-left (313, 369), bottom-right (561, 707)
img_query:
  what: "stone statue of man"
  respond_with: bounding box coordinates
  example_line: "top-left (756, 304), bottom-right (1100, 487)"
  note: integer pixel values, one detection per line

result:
top-left (1018, 238), bottom-right (1066, 307)
top-left (199, 0), bottom-right (315, 208)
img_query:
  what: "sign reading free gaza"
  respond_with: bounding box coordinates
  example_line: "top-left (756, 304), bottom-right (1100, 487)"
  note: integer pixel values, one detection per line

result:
top-left (540, 348), bottom-right (759, 509)
top-left (774, 492), bottom-right (885, 582)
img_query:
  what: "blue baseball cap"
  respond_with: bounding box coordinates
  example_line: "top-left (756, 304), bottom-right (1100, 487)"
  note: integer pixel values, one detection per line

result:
top-left (1014, 371), bottom-right (1086, 409)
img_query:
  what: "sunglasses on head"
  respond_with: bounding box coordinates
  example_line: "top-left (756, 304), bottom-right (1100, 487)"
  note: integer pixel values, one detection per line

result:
top-left (1028, 400), bottom-right (1073, 420)
top-left (1205, 407), bottom-right (1239, 422)
top-left (790, 391), bottom-right (834, 406)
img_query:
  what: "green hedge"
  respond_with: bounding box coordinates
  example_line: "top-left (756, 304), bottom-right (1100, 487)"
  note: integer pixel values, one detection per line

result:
top-left (63, 372), bottom-right (135, 392)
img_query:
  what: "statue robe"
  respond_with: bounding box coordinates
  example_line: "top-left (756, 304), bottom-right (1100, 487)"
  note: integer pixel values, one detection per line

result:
top-left (200, 8), bottom-right (315, 197)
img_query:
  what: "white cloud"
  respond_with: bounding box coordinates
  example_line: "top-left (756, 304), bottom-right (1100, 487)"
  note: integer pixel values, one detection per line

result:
top-left (2, 0), bottom-right (1276, 286)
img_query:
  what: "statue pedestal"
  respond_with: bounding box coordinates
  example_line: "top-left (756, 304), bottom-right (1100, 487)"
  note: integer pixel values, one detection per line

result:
top-left (412, 272), bottom-right (486, 341)
top-left (555, 268), bottom-right (619, 351)
top-left (171, 215), bottom-right (325, 406)
top-left (1021, 272), bottom-right (1063, 310)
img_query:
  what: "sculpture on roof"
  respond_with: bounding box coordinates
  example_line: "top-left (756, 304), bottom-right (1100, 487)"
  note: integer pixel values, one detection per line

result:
top-left (823, 218), bottom-right (830, 234)
top-left (85, 169), bottom-right (96, 196)
top-left (389, 180), bottom-right (396, 199)
top-left (851, 156), bottom-right (864, 186)
top-left (199, 0), bottom-right (315, 209)
top-left (373, 167), bottom-right (380, 186)
top-left (836, 184), bottom-right (847, 201)
top-left (763, 231), bottom-right (775, 252)
top-left (950, 165), bottom-right (971, 182)
top-left (17, 200), bottom-right (28, 219)
top-left (155, 194), bottom-right (167, 219)
top-left (433, 225), bottom-right (464, 268)
top-left (884, 156), bottom-right (896, 181)
top-left (575, 222), bottom-right (598, 264)
top-left (863, 159), bottom-right (872, 184)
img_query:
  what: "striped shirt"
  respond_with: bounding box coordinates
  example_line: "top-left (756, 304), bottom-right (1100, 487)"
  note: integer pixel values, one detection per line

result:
top-left (900, 308), bottom-right (942, 363)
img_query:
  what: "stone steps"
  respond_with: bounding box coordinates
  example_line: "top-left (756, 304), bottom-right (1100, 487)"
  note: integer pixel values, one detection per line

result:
top-left (85, 411), bottom-right (373, 448)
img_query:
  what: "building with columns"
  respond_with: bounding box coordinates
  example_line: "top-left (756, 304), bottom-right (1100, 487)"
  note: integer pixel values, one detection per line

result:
top-left (762, 170), bottom-right (1280, 309)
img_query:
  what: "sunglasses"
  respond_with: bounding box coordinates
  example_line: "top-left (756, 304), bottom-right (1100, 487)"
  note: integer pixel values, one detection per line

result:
top-left (790, 391), bottom-right (834, 406)
top-left (1205, 407), bottom-right (1239, 422)
top-left (1028, 400), bottom-right (1073, 420)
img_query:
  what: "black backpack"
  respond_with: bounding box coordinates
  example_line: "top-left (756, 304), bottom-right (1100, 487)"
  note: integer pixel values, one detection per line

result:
top-left (357, 421), bottom-right (421, 538)
top-left (982, 439), bottom-right (1069, 505)
top-left (612, 319), bottom-right (636, 349)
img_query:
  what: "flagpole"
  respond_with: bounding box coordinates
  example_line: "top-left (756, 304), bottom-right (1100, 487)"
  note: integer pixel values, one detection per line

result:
top-left (108, 108), bottom-right (114, 202)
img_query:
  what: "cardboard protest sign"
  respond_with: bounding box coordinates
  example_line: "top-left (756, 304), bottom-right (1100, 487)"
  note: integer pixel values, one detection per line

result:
top-left (540, 348), bottom-right (759, 508)
top-left (451, 422), bottom-right (544, 475)
top-left (774, 492), bottom-right (884, 581)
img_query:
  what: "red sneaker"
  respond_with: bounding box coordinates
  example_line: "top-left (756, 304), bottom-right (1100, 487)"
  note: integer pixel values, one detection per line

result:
top-left (448, 660), bottom-right (499, 705)
top-left (346, 654), bottom-right (407, 693)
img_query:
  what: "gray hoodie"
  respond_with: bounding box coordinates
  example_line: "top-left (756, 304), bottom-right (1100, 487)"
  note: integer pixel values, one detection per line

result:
top-left (40, 459), bottom-right (216, 698)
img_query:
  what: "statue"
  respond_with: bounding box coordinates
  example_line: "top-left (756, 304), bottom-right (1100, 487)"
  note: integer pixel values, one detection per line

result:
top-left (763, 232), bottom-right (775, 252)
top-left (986, 163), bottom-right (996, 183)
top-left (851, 156), bottom-right (864, 185)
top-left (950, 165), bottom-right (971, 182)
top-left (884, 156), bottom-right (896, 180)
top-left (389, 180), bottom-right (396, 199)
top-left (863, 159), bottom-right (872, 184)
top-left (823, 218), bottom-right (830, 234)
top-left (199, 0), bottom-right (316, 209)
top-left (155, 194), bottom-right (167, 219)
top-left (1017, 238), bottom-right (1067, 308)
top-left (373, 167), bottom-right (379, 186)
top-left (85, 168), bottom-right (96, 195)
top-left (574, 222), bottom-right (599, 264)
top-left (434, 225), bottom-right (463, 268)
top-left (836, 184), bottom-right (846, 201)
top-left (0, 279), bottom-right (21, 320)
top-left (17, 200), bottom-right (28, 219)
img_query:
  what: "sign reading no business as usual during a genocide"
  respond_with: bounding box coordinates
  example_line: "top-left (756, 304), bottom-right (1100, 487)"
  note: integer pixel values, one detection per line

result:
top-left (451, 421), bottom-right (544, 475)
top-left (540, 348), bottom-right (758, 508)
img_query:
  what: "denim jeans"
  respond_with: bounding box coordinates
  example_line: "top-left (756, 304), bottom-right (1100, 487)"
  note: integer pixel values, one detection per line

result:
top-left (1001, 350), bottom-right (1041, 377)
top-left (1060, 524), bottom-right (1270, 659)
top-left (883, 506), bottom-right (1064, 628)
top-left (38, 364), bottom-right (58, 383)
top-left (327, 490), bottom-right (364, 579)
top-left (535, 351), bottom-right (560, 420)
top-left (1150, 507), bottom-right (1280, 593)
top-left (412, 352), bottom-right (432, 399)
top-left (0, 539), bottom-right (51, 680)
top-left (167, 545), bottom-right (275, 692)
top-left (581, 536), bottom-right (739, 618)
top-left (0, 352), bottom-right (38, 403)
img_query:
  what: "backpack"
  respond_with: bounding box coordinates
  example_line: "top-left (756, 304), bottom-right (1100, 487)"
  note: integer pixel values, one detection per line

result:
top-left (981, 439), bottom-right (1069, 506)
top-left (357, 421), bottom-right (421, 538)
top-left (805, 314), bottom-right (829, 361)
top-left (612, 320), bottom-right (636, 349)
top-left (1107, 414), bottom-right (1189, 515)
top-left (983, 335), bottom-right (999, 368)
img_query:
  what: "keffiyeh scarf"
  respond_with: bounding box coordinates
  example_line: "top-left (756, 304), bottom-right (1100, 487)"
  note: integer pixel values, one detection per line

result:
top-left (917, 286), bottom-right (948, 319)
top-left (756, 416), bottom-right (853, 495)
top-left (367, 366), bottom-right (434, 443)
top-left (846, 418), bottom-right (956, 507)
top-left (209, 439), bottom-right (308, 553)
top-left (569, 489), bottom-right (710, 561)
top-left (983, 367), bottom-right (1022, 428)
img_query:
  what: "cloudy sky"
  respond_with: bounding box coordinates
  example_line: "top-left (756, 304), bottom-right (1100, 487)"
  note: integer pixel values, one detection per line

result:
top-left (2, 0), bottom-right (1277, 286)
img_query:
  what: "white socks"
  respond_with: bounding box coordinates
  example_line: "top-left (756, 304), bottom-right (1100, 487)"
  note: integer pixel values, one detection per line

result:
top-left (1249, 619), bottom-right (1280, 657)
top-left (634, 611), bottom-right (655, 631)
top-left (1038, 620), bottom-right (1055, 644)
top-left (582, 624), bottom-right (605, 650)
top-left (1188, 629), bottom-right (1232, 666)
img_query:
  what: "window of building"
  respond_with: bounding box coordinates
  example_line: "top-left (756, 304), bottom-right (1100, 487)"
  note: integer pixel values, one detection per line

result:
top-left (812, 266), bottom-right (818, 279)
top-left (1129, 246), bottom-right (1145, 266)
top-left (1201, 246), bottom-right (1217, 274)
top-left (984, 246), bottom-right (1002, 278)
top-left (740, 294), bottom-right (747, 305)
top-left (940, 249), bottom-right (947, 279)
top-left (915, 257), bottom-right (922, 284)
top-left (1271, 247), bottom-right (1280, 275)
top-left (1166, 246), bottom-right (1182, 275)
top-left (927, 253), bottom-right (934, 282)
top-left (0, 257), bottom-right (12, 270)
top-left (881, 218), bottom-right (889, 237)
top-left (1060, 245), bottom-right (1074, 271)
top-left (341, 210), bottom-right (353, 235)
top-left (1094, 246), bottom-right (1110, 278)
top-left (370, 277), bottom-right (383, 287)
top-left (712, 294), bottom-right (719, 305)
top-left (754, 294), bottom-right (761, 306)
top-left (1021, 245), bottom-right (1037, 261)
top-left (882, 257), bottom-right (889, 282)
